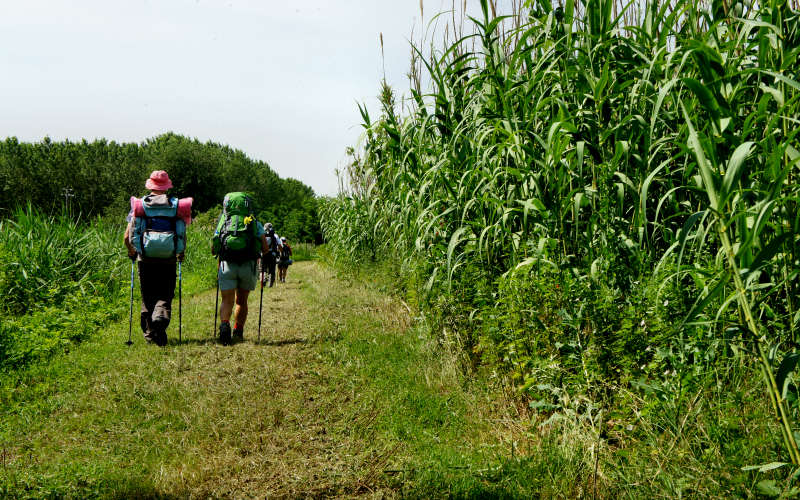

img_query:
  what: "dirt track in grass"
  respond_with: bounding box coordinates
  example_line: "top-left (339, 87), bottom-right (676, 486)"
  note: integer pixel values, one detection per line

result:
top-left (1, 261), bottom-right (528, 498)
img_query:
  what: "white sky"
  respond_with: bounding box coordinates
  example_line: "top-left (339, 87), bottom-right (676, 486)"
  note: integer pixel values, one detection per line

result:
top-left (0, 0), bottom-right (460, 196)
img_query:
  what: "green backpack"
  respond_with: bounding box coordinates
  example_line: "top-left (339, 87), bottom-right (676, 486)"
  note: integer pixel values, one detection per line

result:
top-left (212, 192), bottom-right (261, 263)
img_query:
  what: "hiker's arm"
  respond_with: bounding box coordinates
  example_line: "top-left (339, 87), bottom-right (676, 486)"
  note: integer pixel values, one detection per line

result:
top-left (124, 221), bottom-right (136, 258)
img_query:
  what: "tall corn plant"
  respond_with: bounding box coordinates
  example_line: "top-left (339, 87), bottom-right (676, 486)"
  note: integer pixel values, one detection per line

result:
top-left (322, 0), bottom-right (800, 460)
top-left (676, 0), bottom-right (800, 461)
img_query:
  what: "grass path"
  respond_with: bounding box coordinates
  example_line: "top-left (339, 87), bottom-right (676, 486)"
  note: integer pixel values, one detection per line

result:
top-left (1, 262), bottom-right (539, 498)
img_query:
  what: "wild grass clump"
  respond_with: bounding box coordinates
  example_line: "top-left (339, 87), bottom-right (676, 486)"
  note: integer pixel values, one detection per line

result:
top-left (290, 242), bottom-right (317, 262)
top-left (322, 0), bottom-right (800, 482)
top-left (0, 205), bottom-right (124, 314)
top-left (0, 206), bottom-right (127, 368)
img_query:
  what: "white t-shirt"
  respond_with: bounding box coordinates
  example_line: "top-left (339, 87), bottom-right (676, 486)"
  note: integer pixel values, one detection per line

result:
top-left (266, 232), bottom-right (283, 252)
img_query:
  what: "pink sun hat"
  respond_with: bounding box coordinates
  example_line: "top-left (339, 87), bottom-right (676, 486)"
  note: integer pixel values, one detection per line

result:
top-left (145, 170), bottom-right (173, 191)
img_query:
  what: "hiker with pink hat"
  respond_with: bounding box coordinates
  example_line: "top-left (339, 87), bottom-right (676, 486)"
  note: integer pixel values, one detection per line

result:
top-left (123, 170), bottom-right (193, 346)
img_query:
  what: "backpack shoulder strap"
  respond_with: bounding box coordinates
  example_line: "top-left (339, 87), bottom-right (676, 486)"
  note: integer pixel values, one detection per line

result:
top-left (168, 197), bottom-right (179, 217)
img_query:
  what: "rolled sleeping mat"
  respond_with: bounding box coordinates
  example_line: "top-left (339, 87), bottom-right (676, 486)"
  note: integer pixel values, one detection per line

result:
top-left (177, 197), bottom-right (193, 225)
top-left (130, 196), bottom-right (193, 226)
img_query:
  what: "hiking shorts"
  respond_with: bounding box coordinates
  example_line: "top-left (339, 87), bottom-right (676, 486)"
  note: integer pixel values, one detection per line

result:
top-left (219, 259), bottom-right (258, 291)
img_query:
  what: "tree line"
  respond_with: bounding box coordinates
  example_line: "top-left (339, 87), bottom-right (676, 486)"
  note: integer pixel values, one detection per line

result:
top-left (0, 132), bottom-right (321, 242)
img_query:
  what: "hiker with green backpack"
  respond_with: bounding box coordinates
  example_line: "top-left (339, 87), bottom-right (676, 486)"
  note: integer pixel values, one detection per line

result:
top-left (123, 170), bottom-right (193, 346)
top-left (211, 192), bottom-right (269, 345)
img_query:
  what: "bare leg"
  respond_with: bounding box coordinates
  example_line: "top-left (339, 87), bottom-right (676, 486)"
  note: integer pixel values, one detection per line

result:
top-left (220, 289), bottom-right (236, 322)
top-left (234, 289), bottom-right (251, 326)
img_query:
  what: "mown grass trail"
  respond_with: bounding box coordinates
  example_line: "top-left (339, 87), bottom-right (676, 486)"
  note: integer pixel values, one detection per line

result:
top-left (1, 262), bottom-right (538, 498)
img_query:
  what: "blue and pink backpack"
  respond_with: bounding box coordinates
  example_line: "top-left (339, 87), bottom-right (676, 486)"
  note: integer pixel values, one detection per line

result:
top-left (130, 196), bottom-right (193, 258)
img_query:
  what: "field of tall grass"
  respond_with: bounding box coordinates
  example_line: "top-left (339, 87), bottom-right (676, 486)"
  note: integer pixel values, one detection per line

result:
top-left (0, 207), bottom-right (125, 368)
top-left (321, 0), bottom-right (800, 491)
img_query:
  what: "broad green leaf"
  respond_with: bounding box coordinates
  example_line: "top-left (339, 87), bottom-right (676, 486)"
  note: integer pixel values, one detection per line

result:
top-left (742, 462), bottom-right (789, 472)
top-left (681, 102), bottom-right (720, 211)
top-left (756, 479), bottom-right (781, 497)
top-left (682, 78), bottom-right (721, 122)
top-left (720, 142), bottom-right (754, 203)
top-left (747, 233), bottom-right (791, 278)
top-left (762, 71), bottom-right (800, 91)
top-left (446, 226), bottom-right (472, 277)
top-left (760, 84), bottom-right (785, 108)
top-left (683, 272), bottom-right (730, 326)
top-left (776, 353), bottom-right (800, 399)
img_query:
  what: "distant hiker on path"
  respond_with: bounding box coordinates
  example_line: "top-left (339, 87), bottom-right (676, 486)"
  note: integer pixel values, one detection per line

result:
top-left (262, 222), bottom-right (282, 287)
top-left (124, 170), bottom-right (192, 346)
top-left (278, 236), bottom-right (293, 283)
top-left (212, 192), bottom-right (269, 345)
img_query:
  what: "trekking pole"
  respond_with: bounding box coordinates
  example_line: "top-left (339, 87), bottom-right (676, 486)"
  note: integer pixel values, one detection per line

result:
top-left (126, 256), bottom-right (135, 346)
top-left (178, 260), bottom-right (182, 345)
top-left (213, 256), bottom-right (221, 338)
top-left (258, 255), bottom-right (265, 342)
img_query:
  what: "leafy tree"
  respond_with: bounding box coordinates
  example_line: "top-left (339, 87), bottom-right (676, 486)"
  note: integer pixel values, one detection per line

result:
top-left (0, 133), bottom-right (321, 242)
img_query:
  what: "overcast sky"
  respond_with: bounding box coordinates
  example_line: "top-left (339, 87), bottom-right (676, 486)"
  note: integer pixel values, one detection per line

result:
top-left (0, 1), bottom-right (459, 196)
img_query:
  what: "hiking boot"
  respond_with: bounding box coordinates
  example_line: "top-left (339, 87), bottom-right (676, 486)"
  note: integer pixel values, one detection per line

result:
top-left (154, 331), bottom-right (168, 347)
top-left (232, 328), bottom-right (243, 342)
top-left (144, 330), bottom-right (166, 346)
top-left (219, 322), bottom-right (232, 346)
